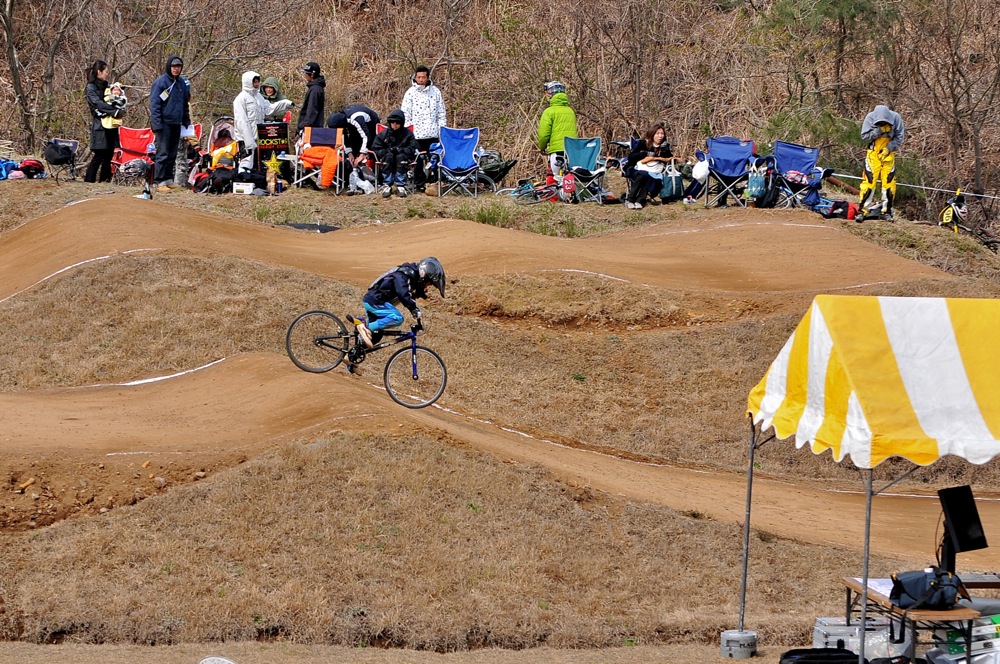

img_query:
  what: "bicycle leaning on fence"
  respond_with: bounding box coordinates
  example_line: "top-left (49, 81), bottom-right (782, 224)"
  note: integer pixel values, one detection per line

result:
top-left (285, 310), bottom-right (447, 408)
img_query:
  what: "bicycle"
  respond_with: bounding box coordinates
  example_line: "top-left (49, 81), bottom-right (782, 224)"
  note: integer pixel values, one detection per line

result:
top-left (494, 177), bottom-right (562, 204)
top-left (935, 189), bottom-right (999, 253)
top-left (285, 311), bottom-right (447, 408)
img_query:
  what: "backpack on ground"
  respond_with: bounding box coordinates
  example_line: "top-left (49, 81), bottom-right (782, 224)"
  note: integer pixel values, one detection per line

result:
top-left (0, 158), bottom-right (18, 180)
top-left (209, 167), bottom-right (237, 194)
top-left (18, 158), bottom-right (45, 178)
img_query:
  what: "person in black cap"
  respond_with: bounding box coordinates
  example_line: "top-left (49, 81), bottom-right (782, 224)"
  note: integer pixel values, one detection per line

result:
top-left (296, 62), bottom-right (326, 135)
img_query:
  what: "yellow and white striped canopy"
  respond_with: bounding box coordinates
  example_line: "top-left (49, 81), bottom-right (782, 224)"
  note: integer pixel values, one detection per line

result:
top-left (747, 295), bottom-right (1000, 468)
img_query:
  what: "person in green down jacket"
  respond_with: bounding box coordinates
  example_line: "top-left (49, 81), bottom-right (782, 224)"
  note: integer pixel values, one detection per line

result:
top-left (260, 76), bottom-right (290, 122)
top-left (537, 80), bottom-right (578, 184)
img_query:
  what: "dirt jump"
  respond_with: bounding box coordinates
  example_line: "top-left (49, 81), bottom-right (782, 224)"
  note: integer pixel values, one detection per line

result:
top-left (2, 195), bottom-right (990, 663)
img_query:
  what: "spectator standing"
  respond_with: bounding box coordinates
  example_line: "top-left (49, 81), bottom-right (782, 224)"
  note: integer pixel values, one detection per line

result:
top-left (261, 77), bottom-right (290, 122)
top-left (858, 104), bottom-right (905, 221)
top-left (149, 54), bottom-right (191, 191)
top-left (83, 60), bottom-right (123, 183)
top-left (234, 70), bottom-right (293, 171)
top-left (537, 80), bottom-right (577, 185)
top-left (400, 64), bottom-right (447, 191)
top-left (296, 62), bottom-right (326, 135)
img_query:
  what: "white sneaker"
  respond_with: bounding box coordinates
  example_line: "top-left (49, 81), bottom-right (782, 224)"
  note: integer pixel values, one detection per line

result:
top-left (381, 186), bottom-right (392, 198)
top-left (683, 196), bottom-right (696, 205)
top-left (356, 322), bottom-right (373, 348)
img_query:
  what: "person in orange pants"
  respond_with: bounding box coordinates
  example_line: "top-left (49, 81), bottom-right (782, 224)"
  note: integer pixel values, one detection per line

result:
top-left (300, 145), bottom-right (340, 189)
top-left (858, 104), bottom-right (905, 222)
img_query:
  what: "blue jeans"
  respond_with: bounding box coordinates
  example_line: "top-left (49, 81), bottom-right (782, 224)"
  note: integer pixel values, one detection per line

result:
top-left (364, 301), bottom-right (404, 332)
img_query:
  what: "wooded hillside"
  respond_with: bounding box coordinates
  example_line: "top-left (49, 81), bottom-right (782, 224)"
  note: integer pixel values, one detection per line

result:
top-left (4, 0), bottom-right (999, 217)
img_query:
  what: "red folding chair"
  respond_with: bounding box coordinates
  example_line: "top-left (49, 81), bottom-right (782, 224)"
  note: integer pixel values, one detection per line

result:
top-left (111, 126), bottom-right (156, 186)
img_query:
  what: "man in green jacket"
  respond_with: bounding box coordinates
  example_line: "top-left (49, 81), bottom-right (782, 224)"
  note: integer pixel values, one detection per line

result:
top-left (537, 81), bottom-right (578, 184)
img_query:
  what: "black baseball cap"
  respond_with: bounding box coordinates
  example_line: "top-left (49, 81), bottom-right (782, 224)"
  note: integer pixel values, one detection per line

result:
top-left (301, 62), bottom-right (321, 76)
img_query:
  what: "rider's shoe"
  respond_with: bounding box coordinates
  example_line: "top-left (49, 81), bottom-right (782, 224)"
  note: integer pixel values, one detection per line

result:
top-left (356, 322), bottom-right (373, 348)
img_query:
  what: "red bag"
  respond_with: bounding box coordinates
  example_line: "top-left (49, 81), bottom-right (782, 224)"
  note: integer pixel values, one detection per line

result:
top-left (18, 158), bottom-right (45, 179)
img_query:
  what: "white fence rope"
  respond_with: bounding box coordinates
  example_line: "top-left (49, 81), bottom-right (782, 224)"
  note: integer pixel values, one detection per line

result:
top-left (832, 173), bottom-right (1000, 202)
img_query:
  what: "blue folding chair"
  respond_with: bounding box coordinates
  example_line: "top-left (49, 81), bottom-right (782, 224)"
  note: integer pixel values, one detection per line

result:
top-left (772, 140), bottom-right (824, 208)
top-left (562, 136), bottom-right (607, 204)
top-left (704, 136), bottom-right (755, 208)
top-left (438, 126), bottom-right (483, 197)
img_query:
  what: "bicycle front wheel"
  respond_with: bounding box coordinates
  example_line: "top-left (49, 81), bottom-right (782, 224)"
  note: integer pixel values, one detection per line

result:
top-left (383, 345), bottom-right (447, 408)
top-left (286, 310), bottom-right (350, 373)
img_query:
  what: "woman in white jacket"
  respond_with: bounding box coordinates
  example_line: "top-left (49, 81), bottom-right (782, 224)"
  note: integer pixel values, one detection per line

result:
top-left (233, 71), bottom-right (293, 171)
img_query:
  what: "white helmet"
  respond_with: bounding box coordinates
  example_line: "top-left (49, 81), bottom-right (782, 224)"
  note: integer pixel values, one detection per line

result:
top-left (543, 81), bottom-right (566, 95)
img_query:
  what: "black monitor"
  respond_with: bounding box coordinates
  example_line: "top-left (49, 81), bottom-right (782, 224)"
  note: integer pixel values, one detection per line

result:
top-left (938, 485), bottom-right (989, 573)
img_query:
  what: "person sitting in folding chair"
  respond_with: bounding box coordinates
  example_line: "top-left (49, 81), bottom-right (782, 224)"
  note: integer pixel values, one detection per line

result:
top-left (623, 122), bottom-right (676, 209)
top-left (372, 109), bottom-right (418, 199)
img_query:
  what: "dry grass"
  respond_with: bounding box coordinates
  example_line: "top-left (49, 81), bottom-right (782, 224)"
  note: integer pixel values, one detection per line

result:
top-left (0, 431), bottom-right (900, 648)
top-left (3, 184), bottom-right (1000, 653)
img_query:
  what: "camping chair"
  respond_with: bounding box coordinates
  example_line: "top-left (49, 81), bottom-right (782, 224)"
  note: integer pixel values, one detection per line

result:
top-left (290, 127), bottom-right (345, 192)
top-left (562, 136), bottom-right (607, 204)
top-left (44, 138), bottom-right (81, 183)
top-left (704, 136), bottom-right (755, 208)
top-left (437, 126), bottom-right (486, 197)
top-left (772, 140), bottom-right (825, 209)
top-left (111, 126), bottom-right (156, 187)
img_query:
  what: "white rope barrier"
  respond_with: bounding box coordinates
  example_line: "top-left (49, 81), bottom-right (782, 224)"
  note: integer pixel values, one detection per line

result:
top-left (832, 173), bottom-right (1000, 202)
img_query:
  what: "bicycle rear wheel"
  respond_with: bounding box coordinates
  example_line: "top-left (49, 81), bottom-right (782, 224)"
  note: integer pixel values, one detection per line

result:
top-left (383, 345), bottom-right (447, 408)
top-left (286, 310), bottom-right (350, 373)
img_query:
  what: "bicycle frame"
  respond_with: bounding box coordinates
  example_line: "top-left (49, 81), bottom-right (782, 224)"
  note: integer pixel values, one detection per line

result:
top-left (346, 320), bottom-right (422, 371)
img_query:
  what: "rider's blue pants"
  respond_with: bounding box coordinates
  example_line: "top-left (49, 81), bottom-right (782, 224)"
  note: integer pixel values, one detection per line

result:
top-left (364, 301), bottom-right (404, 332)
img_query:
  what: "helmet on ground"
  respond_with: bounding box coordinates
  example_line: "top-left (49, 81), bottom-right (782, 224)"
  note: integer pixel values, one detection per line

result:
top-left (950, 195), bottom-right (968, 222)
top-left (120, 159), bottom-right (150, 179)
top-left (543, 81), bottom-right (565, 95)
top-left (417, 257), bottom-right (445, 297)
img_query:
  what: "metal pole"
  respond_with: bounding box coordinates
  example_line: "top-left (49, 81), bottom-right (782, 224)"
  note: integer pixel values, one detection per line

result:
top-left (738, 419), bottom-right (757, 632)
top-left (859, 470), bottom-right (873, 664)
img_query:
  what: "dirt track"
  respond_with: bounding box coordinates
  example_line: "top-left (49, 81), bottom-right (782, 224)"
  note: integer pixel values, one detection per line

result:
top-left (1, 196), bottom-right (985, 663)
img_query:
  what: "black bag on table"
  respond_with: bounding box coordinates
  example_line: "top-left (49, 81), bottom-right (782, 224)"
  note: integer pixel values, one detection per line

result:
top-left (780, 647), bottom-right (865, 664)
top-left (889, 567), bottom-right (963, 610)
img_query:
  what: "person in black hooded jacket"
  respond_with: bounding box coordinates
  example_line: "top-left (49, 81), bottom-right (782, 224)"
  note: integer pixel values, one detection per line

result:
top-left (296, 62), bottom-right (326, 135)
top-left (372, 109), bottom-right (417, 198)
top-left (83, 60), bottom-right (124, 183)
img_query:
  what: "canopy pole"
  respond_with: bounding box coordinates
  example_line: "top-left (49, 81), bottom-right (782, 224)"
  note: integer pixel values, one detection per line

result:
top-left (738, 416), bottom-right (758, 632)
top-left (858, 469), bottom-right (874, 664)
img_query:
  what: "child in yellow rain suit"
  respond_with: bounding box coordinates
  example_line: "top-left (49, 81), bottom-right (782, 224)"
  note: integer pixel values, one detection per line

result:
top-left (858, 104), bottom-right (905, 222)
